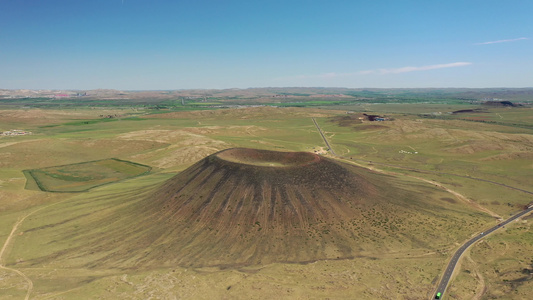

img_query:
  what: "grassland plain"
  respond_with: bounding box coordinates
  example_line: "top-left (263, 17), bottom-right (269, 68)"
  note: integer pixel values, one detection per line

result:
top-left (321, 110), bottom-right (533, 193)
top-left (0, 104), bottom-right (531, 299)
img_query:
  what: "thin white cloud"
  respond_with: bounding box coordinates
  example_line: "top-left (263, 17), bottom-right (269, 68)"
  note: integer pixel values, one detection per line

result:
top-left (475, 37), bottom-right (529, 45)
top-left (275, 62), bottom-right (472, 81)
top-left (373, 62), bottom-right (472, 74)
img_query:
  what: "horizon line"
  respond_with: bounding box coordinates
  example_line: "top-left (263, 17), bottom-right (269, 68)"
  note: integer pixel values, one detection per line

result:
top-left (3, 86), bottom-right (533, 92)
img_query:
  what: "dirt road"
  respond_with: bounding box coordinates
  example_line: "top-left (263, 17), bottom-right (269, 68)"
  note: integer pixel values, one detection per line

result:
top-left (0, 204), bottom-right (59, 300)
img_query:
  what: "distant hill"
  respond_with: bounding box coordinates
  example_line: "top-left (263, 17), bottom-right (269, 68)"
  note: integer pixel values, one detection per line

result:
top-left (1, 87), bottom-right (533, 103)
top-left (482, 100), bottom-right (519, 107)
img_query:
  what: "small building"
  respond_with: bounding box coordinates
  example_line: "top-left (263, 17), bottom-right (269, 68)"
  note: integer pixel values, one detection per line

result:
top-left (1, 129), bottom-right (32, 136)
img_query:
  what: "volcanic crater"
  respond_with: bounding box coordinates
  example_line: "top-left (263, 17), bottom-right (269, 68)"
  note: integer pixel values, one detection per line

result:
top-left (104, 148), bottom-right (385, 267)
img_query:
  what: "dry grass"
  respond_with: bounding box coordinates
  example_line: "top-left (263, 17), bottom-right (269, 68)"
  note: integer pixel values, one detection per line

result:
top-left (118, 129), bottom-right (231, 169)
top-left (11, 256), bottom-right (442, 300)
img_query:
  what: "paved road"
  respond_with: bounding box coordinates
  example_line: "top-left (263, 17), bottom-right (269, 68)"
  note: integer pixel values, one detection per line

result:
top-left (433, 205), bottom-right (533, 299)
top-left (311, 118), bottom-right (336, 155)
top-left (310, 117), bottom-right (533, 299)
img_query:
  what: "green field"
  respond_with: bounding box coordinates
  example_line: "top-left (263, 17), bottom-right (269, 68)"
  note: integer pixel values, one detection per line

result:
top-left (24, 158), bottom-right (151, 192)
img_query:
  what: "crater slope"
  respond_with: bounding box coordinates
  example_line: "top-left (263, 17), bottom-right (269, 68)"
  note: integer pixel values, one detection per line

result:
top-left (129, 148), bottom-right (379, 267)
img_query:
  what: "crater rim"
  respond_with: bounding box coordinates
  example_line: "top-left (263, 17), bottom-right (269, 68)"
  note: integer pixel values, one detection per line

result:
top-left (215, 148), bottom-right (321, 168)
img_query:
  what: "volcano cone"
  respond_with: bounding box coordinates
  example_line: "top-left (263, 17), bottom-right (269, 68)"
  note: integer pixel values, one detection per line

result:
top-left (121, 148), bottom-right (382, 267)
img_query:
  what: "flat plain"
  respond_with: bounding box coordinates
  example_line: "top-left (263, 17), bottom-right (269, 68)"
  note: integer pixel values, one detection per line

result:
top-left (0, 89), bottom-right (532, 299)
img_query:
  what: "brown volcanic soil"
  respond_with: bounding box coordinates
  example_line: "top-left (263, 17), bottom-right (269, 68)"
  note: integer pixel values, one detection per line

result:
top-left (129, 148), bottom-right (379, 267)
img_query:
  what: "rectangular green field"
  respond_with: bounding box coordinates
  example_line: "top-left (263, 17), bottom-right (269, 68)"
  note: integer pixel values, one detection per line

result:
top-left (25, 158), bottom-right (151, 192)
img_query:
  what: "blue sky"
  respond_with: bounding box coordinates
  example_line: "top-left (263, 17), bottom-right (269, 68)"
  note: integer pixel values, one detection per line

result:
top-left (1, 0), bottom-right (531, 90)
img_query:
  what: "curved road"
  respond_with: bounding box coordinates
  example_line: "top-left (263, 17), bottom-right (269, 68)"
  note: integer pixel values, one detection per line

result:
top-left (433, 205), bottom-right (533, 299)
top-left (311, 117), bottom-right (533, 299)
